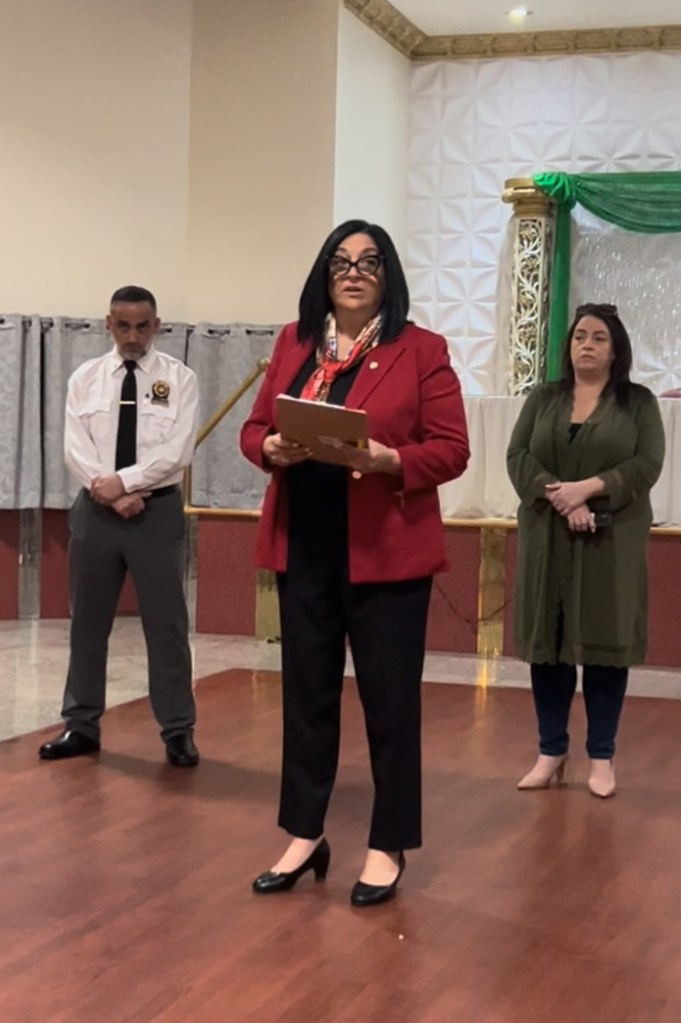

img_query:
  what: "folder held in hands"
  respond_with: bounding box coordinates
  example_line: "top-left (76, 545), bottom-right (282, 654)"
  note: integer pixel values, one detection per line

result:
top-left (275, 394), bottom-right (368, 467)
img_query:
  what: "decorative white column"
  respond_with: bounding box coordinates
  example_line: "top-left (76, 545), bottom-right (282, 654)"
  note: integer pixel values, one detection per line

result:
top-left (501, 178), bottom-right (555, 395)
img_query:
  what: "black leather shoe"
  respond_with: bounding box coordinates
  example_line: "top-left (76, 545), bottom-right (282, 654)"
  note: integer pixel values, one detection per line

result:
top-left (350, 852), bottom-right (406, 907)
top-left (165, 733), bottom-right (199, 767)
top-left (38, 729), bottom-right (101, 760)
top-left (252, 838), bottom-right (331, 894)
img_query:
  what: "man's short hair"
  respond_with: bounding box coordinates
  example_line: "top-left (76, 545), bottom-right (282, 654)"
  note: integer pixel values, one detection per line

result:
top-left (110, 285), bottom-right (157, 314)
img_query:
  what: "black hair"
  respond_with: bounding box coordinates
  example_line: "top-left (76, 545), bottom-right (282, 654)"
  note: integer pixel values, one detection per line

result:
top-left (297, 219), bottom-right (409, 346)
top-left (110, 285), bottom-right (157, 314)
top-left (559, 302), bottom-right (633, 406)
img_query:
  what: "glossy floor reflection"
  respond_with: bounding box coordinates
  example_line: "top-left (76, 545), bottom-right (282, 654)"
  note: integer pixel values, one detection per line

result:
top-left (1, 666), bottom-right (679, 1023)
top-left (0, 617), bottom-right (679, 742)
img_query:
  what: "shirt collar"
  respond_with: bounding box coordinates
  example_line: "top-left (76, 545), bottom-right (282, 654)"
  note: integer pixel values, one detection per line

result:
top-left (110, 342), bottom-right (158, 375)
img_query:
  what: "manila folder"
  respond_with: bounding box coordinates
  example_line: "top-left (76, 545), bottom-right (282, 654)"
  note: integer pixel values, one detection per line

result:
top-left (275, 394), bottom-right (368, 466)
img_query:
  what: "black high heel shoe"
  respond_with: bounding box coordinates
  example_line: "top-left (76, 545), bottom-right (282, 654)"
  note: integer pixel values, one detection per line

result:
top-left (350, 851), bottom-right (405, 907)
top-left (252, 838), bottom-right (331, 894)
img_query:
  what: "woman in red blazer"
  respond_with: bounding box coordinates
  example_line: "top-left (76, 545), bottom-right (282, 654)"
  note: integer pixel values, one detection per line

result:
top-left (241, 220), bottom-right (469, 906)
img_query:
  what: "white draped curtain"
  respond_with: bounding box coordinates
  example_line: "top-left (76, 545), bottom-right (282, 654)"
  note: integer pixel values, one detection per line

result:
top-left (569, 207), bottom-right (681, 395)
top-left (438, 396), bottom-right (680, 526)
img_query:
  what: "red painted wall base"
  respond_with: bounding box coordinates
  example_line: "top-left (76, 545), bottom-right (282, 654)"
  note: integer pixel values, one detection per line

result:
top-left (0, 512), bottom-right (20, 620)
top-left (4, 513), bottom-right (681, 668)
top-left (194, 520), bottom-right (681, 669)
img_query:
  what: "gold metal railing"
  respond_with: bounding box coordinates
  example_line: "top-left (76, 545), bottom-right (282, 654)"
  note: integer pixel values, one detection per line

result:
top-left (183, 358), bottom-right (270, 514)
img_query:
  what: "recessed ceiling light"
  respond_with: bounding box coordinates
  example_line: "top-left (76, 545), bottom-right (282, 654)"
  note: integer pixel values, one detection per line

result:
top-left (507, 6), bottom-right (533, 24)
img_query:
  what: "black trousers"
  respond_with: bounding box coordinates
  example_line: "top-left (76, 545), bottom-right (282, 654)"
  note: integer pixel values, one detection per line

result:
top-left (276, 565), bottom-right (432, 851)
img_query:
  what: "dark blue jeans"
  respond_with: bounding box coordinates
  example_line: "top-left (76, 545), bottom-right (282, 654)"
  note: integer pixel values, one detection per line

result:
top-left (530, 661), bottom-right (628, 760)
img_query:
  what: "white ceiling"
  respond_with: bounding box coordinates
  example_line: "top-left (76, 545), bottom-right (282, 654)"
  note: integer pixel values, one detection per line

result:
top-left (390, 0), bottom-right (681, 36)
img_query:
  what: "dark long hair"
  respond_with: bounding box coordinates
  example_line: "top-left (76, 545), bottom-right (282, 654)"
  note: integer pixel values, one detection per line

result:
top-left (297, 219), bottom-right (409, 347)
top-left (559, 302), bottom-right (633, 405)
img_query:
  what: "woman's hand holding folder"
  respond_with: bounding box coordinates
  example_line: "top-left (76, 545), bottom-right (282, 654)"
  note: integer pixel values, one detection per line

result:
top-left (333, 439), bottom-right (402, 477)
top-left (263, 433), bottom-right (312, 468)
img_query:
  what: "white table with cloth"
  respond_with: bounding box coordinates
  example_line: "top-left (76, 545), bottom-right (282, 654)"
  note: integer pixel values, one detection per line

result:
top-left (439, 396), bottom-right (679, 525)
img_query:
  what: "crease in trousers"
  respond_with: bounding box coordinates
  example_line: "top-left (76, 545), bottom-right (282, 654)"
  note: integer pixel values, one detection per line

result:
top-left (276, 561), bottom-right (432, 852)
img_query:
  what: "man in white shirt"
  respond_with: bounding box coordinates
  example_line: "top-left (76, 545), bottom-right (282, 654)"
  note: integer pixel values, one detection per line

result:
top-left (39, 286), bottom-right (200, 766)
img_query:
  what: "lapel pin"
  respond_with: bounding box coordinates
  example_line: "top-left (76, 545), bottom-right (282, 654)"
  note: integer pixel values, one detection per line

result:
top-left (369, 361), bottom-right (379, 370)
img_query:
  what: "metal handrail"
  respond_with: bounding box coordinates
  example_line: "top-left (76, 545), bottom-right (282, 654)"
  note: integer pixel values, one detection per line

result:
top-left (183, 505), bottom-right (681, 536)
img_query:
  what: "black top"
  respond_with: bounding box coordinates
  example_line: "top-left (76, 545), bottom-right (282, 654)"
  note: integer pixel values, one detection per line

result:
top-left (284, 351), bottom-right (362, 574)
top-left (568, 423), bottom-right (582, 443)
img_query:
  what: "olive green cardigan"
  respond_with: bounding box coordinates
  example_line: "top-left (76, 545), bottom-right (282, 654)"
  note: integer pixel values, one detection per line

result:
top-left (507, 383), bottom-right (665, 666)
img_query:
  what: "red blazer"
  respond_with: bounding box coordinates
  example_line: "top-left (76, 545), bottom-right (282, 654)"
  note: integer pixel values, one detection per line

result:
top-left (240, 321), bottom-right (470, 583)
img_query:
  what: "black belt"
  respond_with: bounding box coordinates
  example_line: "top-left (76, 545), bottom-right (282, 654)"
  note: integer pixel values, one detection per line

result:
top-left (145, 485), bottom-right (180, 500)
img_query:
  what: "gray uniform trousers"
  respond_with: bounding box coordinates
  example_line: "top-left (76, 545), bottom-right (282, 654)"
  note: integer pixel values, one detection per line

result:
top-left (61, 488), bottom-right (195, 741)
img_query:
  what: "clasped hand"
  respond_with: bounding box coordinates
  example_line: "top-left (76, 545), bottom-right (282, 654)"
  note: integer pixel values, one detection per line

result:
top-left (545, 481), bottom-right (596, 533)
top-left (544, 480), bottom-right (592, 516)
top-left (564, 504), bottom-right (596, 533)
top-left (91, 475), bottom-right (149, 518)
top-left (91, 474), bottom-right (125, 504)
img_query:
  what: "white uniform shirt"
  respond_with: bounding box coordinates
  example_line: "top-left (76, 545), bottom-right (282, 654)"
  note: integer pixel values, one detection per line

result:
top-left (64, 344), bottom-right (198, 493)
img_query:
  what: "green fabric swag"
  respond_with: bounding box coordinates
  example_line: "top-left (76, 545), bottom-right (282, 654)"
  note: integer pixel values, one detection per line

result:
top-left (533, 170), bottom-right (681, 380)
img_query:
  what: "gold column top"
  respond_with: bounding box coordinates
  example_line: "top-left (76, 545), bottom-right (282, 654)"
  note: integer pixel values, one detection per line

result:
top-left (502, 177), bottom-right (553, 215)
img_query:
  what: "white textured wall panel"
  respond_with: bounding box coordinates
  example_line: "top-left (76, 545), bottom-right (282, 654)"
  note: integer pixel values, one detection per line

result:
top-left (407, 52), bottom-right (681, 394)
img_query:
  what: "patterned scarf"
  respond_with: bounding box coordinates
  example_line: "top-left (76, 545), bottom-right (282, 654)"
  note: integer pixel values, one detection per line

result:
top-left (300, 313), bottom-right (382, 403)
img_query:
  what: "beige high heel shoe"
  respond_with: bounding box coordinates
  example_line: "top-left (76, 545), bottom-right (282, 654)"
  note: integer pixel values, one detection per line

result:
top-left (588, 759), bottom-right (616, 798)
top-left (517, 754), bottom-right (569, 790)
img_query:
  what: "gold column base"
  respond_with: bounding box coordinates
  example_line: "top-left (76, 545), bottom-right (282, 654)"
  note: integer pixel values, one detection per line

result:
top-left (254, 569), bottom-right (280, 641)
top-left (476, 527), bottom-right (508, 660)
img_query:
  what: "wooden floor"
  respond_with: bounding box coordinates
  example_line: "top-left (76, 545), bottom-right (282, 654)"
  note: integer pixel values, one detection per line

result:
top-left (0, 669), bottom-right (679, 1023)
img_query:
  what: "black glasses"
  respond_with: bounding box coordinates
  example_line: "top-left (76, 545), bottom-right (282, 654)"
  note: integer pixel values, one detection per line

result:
top-left (327, 254), bottom-right (383, 277)
top-left (575, 303), bottom-right (619, 317)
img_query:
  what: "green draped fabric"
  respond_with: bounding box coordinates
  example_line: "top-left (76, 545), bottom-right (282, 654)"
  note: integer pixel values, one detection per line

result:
top-left (533, 171), bottom-right (681, 379)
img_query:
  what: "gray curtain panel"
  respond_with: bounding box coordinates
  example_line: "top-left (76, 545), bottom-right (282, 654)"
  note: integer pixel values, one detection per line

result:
top-left (156, 323), bottom-right (191, 363)
top-left (187, 322), bottom-right (279, 509)
top-left (0, 314), bottom-right (41, 508)
top-left (42, 317), bottom-right (111, 508)
top-left (1, 311), bottom-right (274, 510)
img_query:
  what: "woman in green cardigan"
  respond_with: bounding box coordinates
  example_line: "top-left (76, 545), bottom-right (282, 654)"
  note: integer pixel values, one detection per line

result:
top-left (507, 303), bottom-right (665, 798)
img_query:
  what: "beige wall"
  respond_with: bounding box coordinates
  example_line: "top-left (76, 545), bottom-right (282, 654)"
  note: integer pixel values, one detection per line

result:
top-left (186, 0), bottom-right (340, 324)
top-left (0, 0), bottom-right (192, 319)
top-left (334, 6), bottom-right (410, 256)
top-left (0, 1), bottom-right (396, 325)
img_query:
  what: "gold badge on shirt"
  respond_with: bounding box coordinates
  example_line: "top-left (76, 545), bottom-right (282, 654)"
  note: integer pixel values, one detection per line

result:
top-left (151, 380), bottom-right (170, 406)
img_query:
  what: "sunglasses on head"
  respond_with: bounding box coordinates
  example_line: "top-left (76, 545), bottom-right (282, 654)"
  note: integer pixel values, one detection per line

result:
top-left (575, 303), bottom-right (619, 318)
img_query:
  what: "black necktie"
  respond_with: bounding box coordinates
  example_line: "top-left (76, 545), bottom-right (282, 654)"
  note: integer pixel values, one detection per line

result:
top-left (115, 360), bottom-right (138, 470)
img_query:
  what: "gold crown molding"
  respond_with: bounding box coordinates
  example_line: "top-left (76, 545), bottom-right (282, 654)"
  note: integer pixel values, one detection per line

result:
top-left (343, 0), bottom-right (425, 58)
top-left (411, 25), bottom-right (681, 61)
top-left (343, 3), bottom-right (681, 62)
